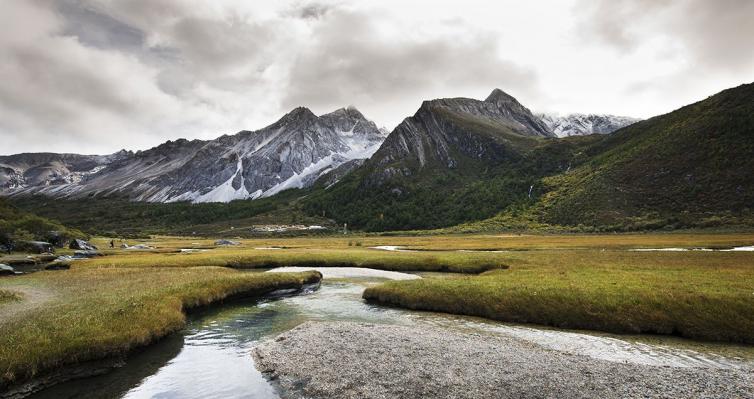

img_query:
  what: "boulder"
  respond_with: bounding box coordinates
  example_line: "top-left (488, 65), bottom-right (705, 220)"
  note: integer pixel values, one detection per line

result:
top-left (215, 239), bottom-right (241, 246)
top-left (70, 239), bottom-right (97, 251)
top-left (0, 264), bottom-right (15, 276)
top-left (17, 241), bottom-right (55, 254)
top-left (45, 231), bottom-right (67, 248)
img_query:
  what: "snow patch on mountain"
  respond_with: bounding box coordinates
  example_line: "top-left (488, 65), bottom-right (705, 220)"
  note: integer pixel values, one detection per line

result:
top-left (538, 113), bottom-right (641, 137)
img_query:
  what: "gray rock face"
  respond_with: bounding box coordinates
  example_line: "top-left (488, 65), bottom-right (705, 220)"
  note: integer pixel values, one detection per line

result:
top-left (0, 107), bottom-right (385, 203)
top-left (0, 151), bottom-right (131, 190)
top-left (364, 89), bottom-right (554, 184)
top-left (538, 113), bottom-right (640, 137)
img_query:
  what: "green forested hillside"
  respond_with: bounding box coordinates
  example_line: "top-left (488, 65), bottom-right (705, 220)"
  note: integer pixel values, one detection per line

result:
top-left (302, 97), bottom-right (603, 231)
top-left (305, 83), bottom-right (754, 232)
top-left (11, 189), bottom-right (331, 237)
top-left (0, 198), bottom-right (87, 245)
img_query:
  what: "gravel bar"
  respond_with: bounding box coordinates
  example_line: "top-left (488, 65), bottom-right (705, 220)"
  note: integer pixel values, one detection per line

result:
top-left (253, 321), bottom-right (753, 399)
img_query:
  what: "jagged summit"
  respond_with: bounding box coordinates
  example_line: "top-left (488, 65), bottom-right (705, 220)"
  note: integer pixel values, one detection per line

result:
top-left (484, 88), bottom-right (518, 103)
top-left (281, 106), bottom-right (318, 122)
top-left (324, 106), bottom-right (365, 119)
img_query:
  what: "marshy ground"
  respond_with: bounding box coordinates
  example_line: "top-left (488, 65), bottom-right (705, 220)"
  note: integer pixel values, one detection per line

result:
top-left (1, 232), bottom-right (753, 397)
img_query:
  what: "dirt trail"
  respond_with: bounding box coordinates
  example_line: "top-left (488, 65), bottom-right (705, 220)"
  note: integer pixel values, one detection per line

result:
top-left (0, 285), bottom-right (57, 324)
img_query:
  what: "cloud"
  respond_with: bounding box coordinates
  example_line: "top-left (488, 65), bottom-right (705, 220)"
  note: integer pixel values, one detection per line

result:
top-left (282, 6), bottom-right (541, 126)
top-left (579, 0), bottom-right (754, 73)
top-left (0, 0), bottom-right (287, 154)
top-left (1, 0), bottom-right (751, 155)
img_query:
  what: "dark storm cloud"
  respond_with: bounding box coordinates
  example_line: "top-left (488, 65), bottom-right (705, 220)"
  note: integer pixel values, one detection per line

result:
top-left (580, 0), bottom-right (754, 73)
top-left (282, 7), bottom-right (540, 115)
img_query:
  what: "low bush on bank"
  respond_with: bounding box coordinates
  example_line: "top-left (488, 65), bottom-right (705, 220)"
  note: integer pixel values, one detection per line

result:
top-left (364, 250), bottom-right (754, 343)
top-left (0, 267), bottom-right (320, 388)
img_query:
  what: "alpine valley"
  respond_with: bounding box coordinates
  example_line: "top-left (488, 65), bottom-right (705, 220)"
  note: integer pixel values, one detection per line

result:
top-left (3, 83), bottom-right (754, 234)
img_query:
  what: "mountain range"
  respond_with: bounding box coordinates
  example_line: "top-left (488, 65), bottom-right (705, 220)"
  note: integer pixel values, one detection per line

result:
top-left (3, 82), bottom-right (753, 233)
top-left (1, 107), bottom-right (386, 203)
top-left (0, 93), bottom-right (632, 204)
top-left (303, 83), bottom-right (754, 231)
top-left (538, 113), bottom-right (641, 137)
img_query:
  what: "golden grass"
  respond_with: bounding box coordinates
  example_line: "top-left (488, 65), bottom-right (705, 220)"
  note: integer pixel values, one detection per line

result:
top-left (80, 248), bottom-right (506, 274)
top-left (2, 232), bottom-right (753, 389)
top-left (0, 290), bottom-right (20, 304)
top-left (0, 268), bottom-right (320, 387)
top-left (364, 249), bottom-right (754, 343)
top-left (90, 232), bottom-right (754, 251)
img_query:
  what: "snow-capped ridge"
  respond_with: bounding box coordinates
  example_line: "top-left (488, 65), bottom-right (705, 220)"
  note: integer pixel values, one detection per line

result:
top-left (538, 113), bottom-right (641, 137)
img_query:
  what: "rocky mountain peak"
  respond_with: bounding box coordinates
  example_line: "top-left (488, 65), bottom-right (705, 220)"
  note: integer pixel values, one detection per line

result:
top-left (324, 106), bottom-right (366, 120)
top-left (283, 106), bottom-right (318, 122)
top-left (485, 88), bottom-right (518, 104)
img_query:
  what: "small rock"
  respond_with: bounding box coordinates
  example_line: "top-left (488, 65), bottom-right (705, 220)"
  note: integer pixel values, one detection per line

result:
top-left (215, 239), bottom-right (241, 246)
top-left (0, 264), bottom-right (15, 276)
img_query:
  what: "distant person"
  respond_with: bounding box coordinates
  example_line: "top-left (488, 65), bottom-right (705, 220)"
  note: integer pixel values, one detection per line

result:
top-left (110, 239), bottom-right (115, 249)
top-left (6, 241), bottom-right (13, 255)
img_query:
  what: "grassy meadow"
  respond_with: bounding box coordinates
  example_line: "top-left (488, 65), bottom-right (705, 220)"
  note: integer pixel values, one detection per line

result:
top-left (365, 247), bottom-right (754, 343)
top-left (1, 232), bottom-right (753, 390)
top-left (0, 266), bottom-right (320, 389)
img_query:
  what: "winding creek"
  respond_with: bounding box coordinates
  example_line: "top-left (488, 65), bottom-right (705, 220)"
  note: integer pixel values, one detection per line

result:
top-left (29, 268), bottom-right (754, 399)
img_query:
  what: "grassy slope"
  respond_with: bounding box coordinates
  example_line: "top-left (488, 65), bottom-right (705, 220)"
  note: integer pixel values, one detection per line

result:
top-left (0, 268), bottom-right (320, 388)
top-left (364, 249), bottom-right (754, 343)
top-left (535, 82), bottom-right (754, 229)
top-left (423, 83), bottom-right (754, 233)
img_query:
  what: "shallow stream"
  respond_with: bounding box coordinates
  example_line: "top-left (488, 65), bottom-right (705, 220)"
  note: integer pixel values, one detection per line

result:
top-left (30, 268), bottom-right (754, 399)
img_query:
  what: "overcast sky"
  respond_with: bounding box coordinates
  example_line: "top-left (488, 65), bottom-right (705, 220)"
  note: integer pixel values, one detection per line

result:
top-left (1, 0), bottom-right (753, 155)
